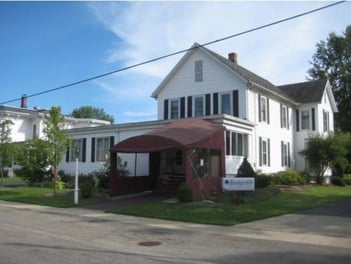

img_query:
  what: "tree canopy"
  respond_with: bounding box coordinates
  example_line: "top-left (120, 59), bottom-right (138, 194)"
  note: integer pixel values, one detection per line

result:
top-left (43, 107), bottom-right (70, 191)
top-left (70, 106), bottom-right (114, 124)
top-left (308, 25), bottom-right (351, 132)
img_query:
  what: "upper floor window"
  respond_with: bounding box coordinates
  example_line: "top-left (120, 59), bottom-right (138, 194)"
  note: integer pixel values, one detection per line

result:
top-left (194, 96), bottom-right (204, 117)
top-left (195, 60), bottom-right (203, 82)
top-left (260, 96), bottom-right (267, 122)
top-left (170, 99), bottom-right (180, 119)
top-left (220, 93), bottom-right (231, 115)
top-left (301, 110), bottom-right (310, 130)
top-left (281, 105), bottom-right (288, 129)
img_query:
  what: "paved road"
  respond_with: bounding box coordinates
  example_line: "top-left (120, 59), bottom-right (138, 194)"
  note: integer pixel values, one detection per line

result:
top-left (0, 198), bottom-right (350, 264)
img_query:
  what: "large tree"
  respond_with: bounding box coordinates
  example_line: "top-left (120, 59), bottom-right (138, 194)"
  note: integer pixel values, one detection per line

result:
top-left (43, 107), bottom-right (70, 192)
top-left (299, 132), bottom-right (349, 184)
top-left (308, 25), bottom-right (351, 132)
top-left (70, 106), bottom-right (114, 124)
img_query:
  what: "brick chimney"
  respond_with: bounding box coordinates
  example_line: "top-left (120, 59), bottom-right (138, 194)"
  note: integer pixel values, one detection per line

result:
top-left (228, 52), bottom-right (238, 63)
top-left (21, 94), bottom-right (27, 108)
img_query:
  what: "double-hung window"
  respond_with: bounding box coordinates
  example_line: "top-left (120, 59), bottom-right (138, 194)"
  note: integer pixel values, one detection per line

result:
top-left (96, 137), bottom-right (110, 161)
top-left (260, 96), bottom-right (267, 122)
top-left (301, 110), bottom-right (310, 130)
top-left (220, 93), bottom-right (231, 115)
top-left (170, 99), bottom-right (180, 119)
top-left (70, 139), bottom-right (83, 162)
top-left (194, 96), bottom-right (204, 117)
top-left (281, 141), bottom-right (290, 167)
top-left (323, 110), bottom-right (330, 132)
top-left (259, 137), bottom-right (270, 167)
top-left (281, 105), bottom-right (288, 128)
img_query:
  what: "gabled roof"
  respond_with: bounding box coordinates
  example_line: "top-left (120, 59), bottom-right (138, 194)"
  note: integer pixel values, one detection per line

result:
top-left (151, 42), bottom-right (336, 109)
top-left (151, 43), bottom-right (293, 102)
top-left (278, 79), bottom-right (327, 104)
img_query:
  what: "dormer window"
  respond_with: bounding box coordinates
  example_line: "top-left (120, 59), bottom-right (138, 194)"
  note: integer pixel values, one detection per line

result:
top-left (195, 60), bottom-right (203, 82)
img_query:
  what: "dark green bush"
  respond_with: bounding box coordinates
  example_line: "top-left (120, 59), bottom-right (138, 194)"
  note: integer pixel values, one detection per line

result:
top-left (331, 177), bottom-right (346, 186)
top-left (272, 170), bottom-right (307, 185)
top-left (343, 174), bottom-right (351, 185)
top-left (15, 167), bottom-right (49, 186)
top-left (255, 174), bottom-right (272, 188)
top-left (80, 181), bottom-right (94, 199)
top-left (237, 158), bottom-right (257, 178)
top-left (177, 182), bottom-right (193, 203)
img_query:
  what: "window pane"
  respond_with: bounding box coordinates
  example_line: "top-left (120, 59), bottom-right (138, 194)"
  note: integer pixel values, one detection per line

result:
top-left (195, 60), bottom-right (203, 82)
top-left (221, 93), bottom-right (231, 114)
top-left (194, 97), bottom-right (204, 117)
top-left (170, 100), bottom-right (179, 119)
top-left (96, 137), bottom-right (109, 161)
top-left (301, 110), bottom-right (310, 129)
top-left (262, 140), bottom-right (267, 165)
top-left (70, 139), bottom-right (82, 162)
top-left (261, 97), bottom-right (266, 122)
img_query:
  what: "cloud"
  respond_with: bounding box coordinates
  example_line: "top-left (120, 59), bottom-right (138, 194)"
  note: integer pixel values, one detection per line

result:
top-left (87, 1), bottom-right (350, 122)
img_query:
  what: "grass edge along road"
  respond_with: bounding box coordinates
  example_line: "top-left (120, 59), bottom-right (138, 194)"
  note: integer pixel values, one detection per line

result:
top-left (0, 187), bottom-right (106, 208)
top-left (0, 185), bottom-right (351, 225)
top-left (109, 186), bottom-right (351, 226)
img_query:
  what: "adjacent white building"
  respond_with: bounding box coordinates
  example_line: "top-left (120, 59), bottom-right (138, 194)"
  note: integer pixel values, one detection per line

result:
top-left (58, 43), bottom-right (337, 180)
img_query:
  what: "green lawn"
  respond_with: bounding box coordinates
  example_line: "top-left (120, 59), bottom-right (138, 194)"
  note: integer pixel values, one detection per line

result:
top-left (0, 187), bottom-right (106, 208)
top-left (109, 186), bottom-right (351, 226)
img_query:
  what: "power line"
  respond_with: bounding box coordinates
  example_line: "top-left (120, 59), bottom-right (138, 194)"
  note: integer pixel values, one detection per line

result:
top-left (0, 0), bottom-right (346, 105)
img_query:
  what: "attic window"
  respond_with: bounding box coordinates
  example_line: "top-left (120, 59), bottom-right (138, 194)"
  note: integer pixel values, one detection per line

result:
top-left (195, 60), bottom-right (203, 82)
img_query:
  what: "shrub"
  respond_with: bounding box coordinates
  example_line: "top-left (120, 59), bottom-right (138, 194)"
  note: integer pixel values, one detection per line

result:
top-left (255, 174), bottom-right (272, 188)
top-left (177, 182), bottom-right (193, 203)
top-left (80, 181), bottom-right (94, 199)
top-left (237, 158), bottom-right (257, 178)
top-left (331, 177), bottom-right (346, 186)
top-left (343, 174), bottom-right (351, 185)
top-left (272, 170), bottom-right (307, 185)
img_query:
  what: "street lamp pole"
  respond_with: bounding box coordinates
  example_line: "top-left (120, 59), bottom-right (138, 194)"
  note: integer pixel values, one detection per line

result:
top-left (74, 146), bottom-right (80, 205)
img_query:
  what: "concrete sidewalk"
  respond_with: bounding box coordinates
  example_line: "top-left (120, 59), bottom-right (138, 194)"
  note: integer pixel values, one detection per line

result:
top-left (1, 197), bottom-right (351, 249)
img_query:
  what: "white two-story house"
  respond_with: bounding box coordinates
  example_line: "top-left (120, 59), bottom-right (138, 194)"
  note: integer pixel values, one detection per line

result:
top-left (58, 43), bottom-right (337, 196)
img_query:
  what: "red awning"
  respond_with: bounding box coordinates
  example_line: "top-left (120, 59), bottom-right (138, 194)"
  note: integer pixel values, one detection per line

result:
top-left (111, 118), bottom-right (225, 153)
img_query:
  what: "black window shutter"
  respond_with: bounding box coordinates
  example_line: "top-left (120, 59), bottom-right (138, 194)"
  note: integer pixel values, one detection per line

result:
top-left (164, 99), bottom-right (169, 120)
top-left (288, 142), bottom-right (291, 168)
top-left (213, 93), bottom-right (218, 115)
top-left (287, 107), bottom-right (290, 130)
top-left (82, 138), bottom-right (87, 163)
top-left (66, 148), bottom-right (70, 163)
top-left (110, 136), bottom-right (115, 148)
top-left (233, 90), bottom-right (239, 117)
top-left (296, 109), bottom-right (300, 131)
top-left (187, 96), bottom-right (192, 117)
top-left (267, 138), bottom-right (271, 167)
top-left (205, 94), bottom-right (211, 116)
top-left (267, 98), bottom-right (270, 124)
top-left (91, 137), bottom-right (95, 163)
top-left (281, 141), bottom-right (284, 167)
top-left (180, 97), bottom-right (185, 118)
top-left (258, 94), bottom-right (262, 122)
top-left (259, 137), bottom-right (262, 167)
top-left (312, 108), bottom-right (316, 131)
top-left (280, 104), bottom-right (283, 128)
